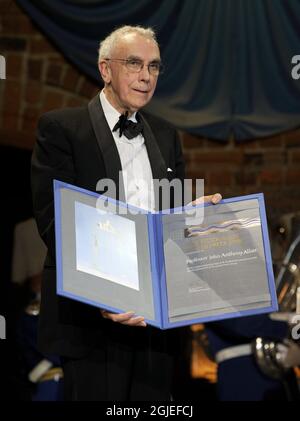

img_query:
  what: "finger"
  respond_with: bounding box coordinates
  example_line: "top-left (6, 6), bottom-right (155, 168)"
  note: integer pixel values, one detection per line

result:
top-left (101, 310), bottom-right (135, 322)
top-left (206, 193), bottom-right (222, 204)
top-left (102, 310), bottom-right (146, 326)
top-left (127, 321), bottom-right (147, 327)
top-left (111, 312), bottom-right (137, 323)
top-left (121, 317), bottom-right (147, 327)
top-left (192, 193), bottom-right (222, 206)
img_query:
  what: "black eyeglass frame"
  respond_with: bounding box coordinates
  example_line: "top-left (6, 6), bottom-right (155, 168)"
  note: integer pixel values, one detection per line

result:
top-left (105, 58), bottom-right (164, 75)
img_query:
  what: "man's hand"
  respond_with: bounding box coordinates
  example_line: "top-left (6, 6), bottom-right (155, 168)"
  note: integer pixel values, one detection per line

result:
top-left (192, 193), bottom-right (222, 206)
top-left (100, 309), bottom-right (147, 327)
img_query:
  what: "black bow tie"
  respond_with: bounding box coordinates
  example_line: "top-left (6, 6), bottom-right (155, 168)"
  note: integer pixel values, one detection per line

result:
top-left (113, 112), bottom-right (143, 139)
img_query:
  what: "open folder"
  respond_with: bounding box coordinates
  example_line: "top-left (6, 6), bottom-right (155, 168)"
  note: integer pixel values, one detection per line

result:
top-left (54, 180), bottom-right (278, 329)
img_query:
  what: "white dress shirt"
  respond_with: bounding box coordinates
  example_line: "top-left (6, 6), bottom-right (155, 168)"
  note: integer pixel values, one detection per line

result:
top-left (99, 90), bottom-right (155, 211)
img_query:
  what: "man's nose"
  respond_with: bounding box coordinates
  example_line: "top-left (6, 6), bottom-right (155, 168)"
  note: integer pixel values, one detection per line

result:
top-left (139, 64), bottom-right (150, 82)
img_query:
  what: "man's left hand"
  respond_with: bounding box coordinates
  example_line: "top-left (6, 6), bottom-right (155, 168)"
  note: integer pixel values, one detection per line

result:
top-left (192, 193), bottom-right (222, 205)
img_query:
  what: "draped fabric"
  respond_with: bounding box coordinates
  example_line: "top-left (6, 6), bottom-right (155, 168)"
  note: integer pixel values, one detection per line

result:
top-left (17, 0), bottom-right (300, 141)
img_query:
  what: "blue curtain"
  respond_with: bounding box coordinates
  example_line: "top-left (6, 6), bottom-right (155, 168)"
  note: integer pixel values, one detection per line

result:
top-left (17, 0), bottom-right (300, 141)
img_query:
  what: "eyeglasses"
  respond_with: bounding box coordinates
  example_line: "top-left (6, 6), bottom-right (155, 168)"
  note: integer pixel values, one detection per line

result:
top-left (105, 58), bottom-right (164, 76)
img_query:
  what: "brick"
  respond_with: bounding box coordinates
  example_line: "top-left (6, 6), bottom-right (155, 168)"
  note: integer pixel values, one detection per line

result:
top-left (2, 15), bottom-right (35, 35)
top-left (182, 151), bottom-right (192, 166)
top-left (181, 133), bottom-right (205, 149)
top-left (258, 134), bottom-right (282, 148)
top-left (209, 171), bottom-right (232, 186)
top-left (20, 17), bottom-right (36, 34)
top-left (25, 81), bottom-right (43, 104)
top-left (46, 63), bottom-right (63, 85)
top-left (78, 78), bottom-right (98, 98)
top-left (244, 152), bottom-right (263, 166)
top-left (27, 58), bottom-right (43, 80)
top-left (63, 67), bottom-right (82, 91)
top-left (204, 138), bottom-right (228, 148)
top-left (286, 170), bottom-right (300, 184)
top-left (185, 170), bottom-right (207, 181)
top-left (2, 112), bottom-right (20, 131)
top-left (29, 37), bottom-right (57, 55)
top-left (192, 150), bottom-right (244, 165)
top-left (0, 1), bottom-right (21, 15)
top-left (3, 80), bottom-right (22, 112)
top-left (49, 55), bottom-right (67, 66)
top-left (5, 54), bottom-right (23, 78)
top-left (283, 128), bottom-right (300, 147)
top-left (237, 140), bottom-right (258, 149)
top-left (0, 37), bottom-right (26, 51)
top-left (263, 150), bottom-right (286, 165)
top-left (42, 90), bottom-right (64, 112)
top-left (241, 186), bottom-right (258, 196)
top-left (22, 106), bottom-right (40, 132)
top-left (234, 171), bottom-right (258, 186)
top-left (288, 149), bottom-right (300, 163)
top-left (23, 106), bottom-right (39, 120)
top-left (260, 170), bottom-right (283, 185)
top-left (21, 120), bottom-right (37, 135)
top-left (65, 96), bottom-right (87, 107)
top-left (0, 0), bottom-right (15, 13)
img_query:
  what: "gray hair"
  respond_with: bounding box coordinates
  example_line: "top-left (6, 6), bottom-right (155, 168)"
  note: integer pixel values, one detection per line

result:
top-left (98, 25), bottom-right (158, 63)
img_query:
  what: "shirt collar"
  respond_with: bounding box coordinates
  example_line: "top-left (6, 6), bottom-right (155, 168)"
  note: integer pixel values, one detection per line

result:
top-left (99, 90), bottom-right (137, 133)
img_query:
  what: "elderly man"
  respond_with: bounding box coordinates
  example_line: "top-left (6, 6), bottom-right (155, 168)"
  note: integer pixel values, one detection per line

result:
top-left (31, 25), bottom-right (220, 401)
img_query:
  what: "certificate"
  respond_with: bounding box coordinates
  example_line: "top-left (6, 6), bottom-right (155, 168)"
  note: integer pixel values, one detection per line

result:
top-left (54, 180), bottom-right (278, 329)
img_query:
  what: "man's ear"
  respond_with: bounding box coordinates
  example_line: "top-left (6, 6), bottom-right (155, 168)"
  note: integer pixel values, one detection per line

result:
top-left (99, 60), bottom-right (111, 84)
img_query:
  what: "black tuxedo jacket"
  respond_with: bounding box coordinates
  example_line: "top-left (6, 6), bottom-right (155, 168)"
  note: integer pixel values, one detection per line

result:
top-left (31, 95), bottom-right (185, 358)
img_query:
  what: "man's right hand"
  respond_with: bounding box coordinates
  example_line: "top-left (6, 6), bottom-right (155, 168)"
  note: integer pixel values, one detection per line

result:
top-left (100, 309), bottom-right (147, 327)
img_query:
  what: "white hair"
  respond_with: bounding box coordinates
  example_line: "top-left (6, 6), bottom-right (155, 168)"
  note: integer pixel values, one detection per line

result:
top-left (98, 25), bottom-right (158, 63)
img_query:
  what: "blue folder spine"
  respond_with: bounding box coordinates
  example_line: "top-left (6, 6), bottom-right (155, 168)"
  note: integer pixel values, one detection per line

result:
top-left (154, 213), bottom-right (169, 329)
top-left (147, 214), bottom-right (164, 327)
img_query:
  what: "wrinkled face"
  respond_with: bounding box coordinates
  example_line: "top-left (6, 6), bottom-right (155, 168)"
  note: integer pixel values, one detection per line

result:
top-left (99, 33), bottom-right (160, 114)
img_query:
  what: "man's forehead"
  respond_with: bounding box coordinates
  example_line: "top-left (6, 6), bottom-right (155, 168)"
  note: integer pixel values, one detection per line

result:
top-left (114, 33), bottom-right (160, 59)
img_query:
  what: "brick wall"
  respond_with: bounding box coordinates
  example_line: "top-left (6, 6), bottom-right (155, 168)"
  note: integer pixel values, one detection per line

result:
top-left (0, 0), bottom-right (98, 149)
top-left (1, 0), bottom-right (300, 223)
top-left (181, 129), bottom-right (300, 221)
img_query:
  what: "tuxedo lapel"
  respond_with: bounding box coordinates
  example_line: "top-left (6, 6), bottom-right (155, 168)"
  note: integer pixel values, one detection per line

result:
top-left (139, 113), bottom-right (168, 181)
top-left (139, 113), bottom-right (170, 211)
top-left (88, 95), bottom-right (125, 202)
